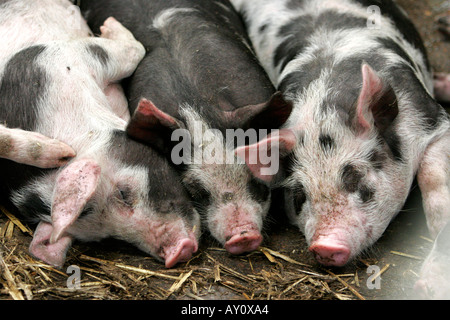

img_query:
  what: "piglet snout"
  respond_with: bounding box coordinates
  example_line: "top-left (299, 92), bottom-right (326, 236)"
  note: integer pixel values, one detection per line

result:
top-left (224, 227), bottom-right (263, 255)
top-left (164, 238), bottom-right (198, 268)
top-left (309, 242), bottom-right (351, 267)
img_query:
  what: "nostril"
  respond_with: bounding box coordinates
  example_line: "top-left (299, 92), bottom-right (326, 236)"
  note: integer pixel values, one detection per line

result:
top-left (164, 238), bottom-right (196, 268)
top-left (309, 243), bottom-right (350, 267)
top-left (224, 231), bottom-right (262, 255)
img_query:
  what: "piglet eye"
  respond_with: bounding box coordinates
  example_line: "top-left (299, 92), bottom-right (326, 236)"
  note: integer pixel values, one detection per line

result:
top-left (117, 185), bottom-right (133, 207)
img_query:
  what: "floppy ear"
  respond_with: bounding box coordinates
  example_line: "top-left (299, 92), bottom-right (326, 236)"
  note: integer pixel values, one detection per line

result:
top-left (50, 159), bottom-right (101, 244)
top-left (354, 64), bottom-right (398, 135)
top-left (227, 92), bottom-right (293, 130)
top-left (30, 221), bottom-right (73, 268)
top-left (235, 129), bottom-right (297, 183)
top-left (126, 98), bottom-right (184, 154)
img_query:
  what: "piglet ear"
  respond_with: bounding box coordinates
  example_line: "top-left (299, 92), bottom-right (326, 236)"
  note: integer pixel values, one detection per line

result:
top-left (50, 159), bottom-right (101, 244)
top-left (30, 221), bottom-right (73, 268)
top-left (126, 98), bottom-right (184, 153)
top-left (229, 92), bottom-right (293, 130)
top-left (355, 64), bottom-right (398, 135)
top-left (235, 129), bottom-right (297, 183)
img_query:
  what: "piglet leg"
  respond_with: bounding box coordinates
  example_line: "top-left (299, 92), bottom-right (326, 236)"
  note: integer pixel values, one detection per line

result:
top-left (80, 17), bottom-right (145, 120)
top-left (0, 125), bottom-right (75, 168)
top-left (94, 17), bottom-right (146, 82)
top-left (417, 130), bottom-right (450, 238)
top-left (29, 221), bottom-right (73, 268)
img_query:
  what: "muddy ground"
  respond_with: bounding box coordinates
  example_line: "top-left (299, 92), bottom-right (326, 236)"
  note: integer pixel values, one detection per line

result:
top-left (0, 0), bottom-right (449, 301)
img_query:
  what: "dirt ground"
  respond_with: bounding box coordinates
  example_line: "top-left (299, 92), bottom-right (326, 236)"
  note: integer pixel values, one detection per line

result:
top-left (0, 0), bottom-right (449, 301)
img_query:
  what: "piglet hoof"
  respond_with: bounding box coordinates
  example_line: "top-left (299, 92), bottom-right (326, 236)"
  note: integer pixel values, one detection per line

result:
top-left (31, 135), bottom-right (76, 168)
top-left (100, 17), bottom-right (136, 42)
top-left (164, 238), bottom-right (197, 268)
top-left (309, 242), bottom-right (350, 267)
top-left (224, 231), bottom-right (263, 255)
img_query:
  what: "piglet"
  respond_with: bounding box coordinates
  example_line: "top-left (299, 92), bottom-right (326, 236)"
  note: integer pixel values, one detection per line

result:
top-left (0, 0), bottom-right (200, 268)
top-left (80, 0), bottom-right (292, 255)
top-left (231, 0), bottom-right (450, 267)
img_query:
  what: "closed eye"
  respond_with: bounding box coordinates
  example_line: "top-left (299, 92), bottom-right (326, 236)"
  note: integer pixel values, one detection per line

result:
top-left (117, 185), bottom-right (134, 207)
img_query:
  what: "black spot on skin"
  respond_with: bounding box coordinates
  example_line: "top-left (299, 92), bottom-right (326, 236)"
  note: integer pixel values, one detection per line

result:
top-left (319, 134), bottom-right (335, 151)
top-left (248, 178), bottom-right (270, 203)
top-left (273, 38), bottom-right (305, 73)
top-left (322, 55), bottom-right (387, 122)
top-left (278, 53), bottom-right (331, 97)
top-left (278, 71), bottom-right (316, 97)
top-left (273, 15), bottom-right (314, 71)
top-left (379, 129), bottom-right (403, 162)
top-left (368, 149), bottom-right (385, 170)
top-left (292, 183), bottom-right (306, 214)
top-left (286, 0), bottom-right (306, 10)
top-left (352, 0), bottom-right (430, 70)
top-left (17, 192), bottom-right (50, 220)
top-left (320, 11), bottom-right (368, 30)
top-left (274, 11), bottom-right (367, 72)
top-left (370, 85), bottom-right (399, 134)
top-left (0, 45), bottom-right (48, 130)
top-left (341, 164), bottom-right (375, 203)
top-left (375, 37), bottom-right (417, 72)
top-left (341, 164), bottom-right (363, 193)
top-left (359, 185), bottom-right (375, 203)
top-left (86, 43), bottom-right (109, 66)
top-left (388, 64), bottom-right (443, 132)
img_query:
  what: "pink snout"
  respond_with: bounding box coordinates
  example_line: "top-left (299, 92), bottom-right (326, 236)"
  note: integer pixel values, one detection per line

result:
top-left (164, 238), bottom-right (198, 268)
top-left (224, 230), bottom-right (263, 255)
top-left (309, 242), bottom-right (351, 267)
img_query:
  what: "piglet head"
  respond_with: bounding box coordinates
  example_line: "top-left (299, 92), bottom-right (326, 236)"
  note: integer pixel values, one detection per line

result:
top-left (101, 164), bottom-right (201, 268)
top-left (238, 63), bottom-right (415, 267)
top-left (29, 137), bottom-right (201, 269)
